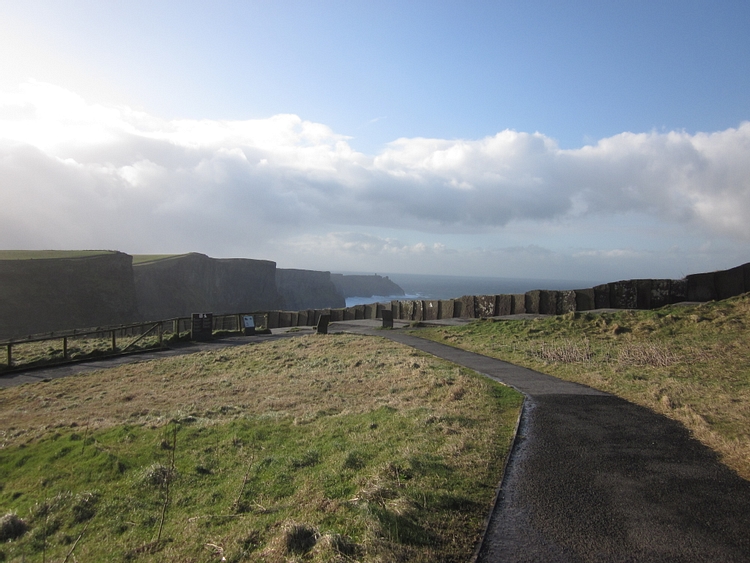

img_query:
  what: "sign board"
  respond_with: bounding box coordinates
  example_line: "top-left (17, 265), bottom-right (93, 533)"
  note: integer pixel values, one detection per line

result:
top-left (191, 313), bottom-right (213, 341)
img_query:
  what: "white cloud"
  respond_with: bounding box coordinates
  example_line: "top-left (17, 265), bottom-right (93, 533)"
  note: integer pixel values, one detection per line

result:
top-left (2, 81), bottom-right (750, 274)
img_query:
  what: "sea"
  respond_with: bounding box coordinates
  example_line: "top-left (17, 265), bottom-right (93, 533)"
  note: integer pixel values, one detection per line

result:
top-left (342, 273), bottom-right (600, 308)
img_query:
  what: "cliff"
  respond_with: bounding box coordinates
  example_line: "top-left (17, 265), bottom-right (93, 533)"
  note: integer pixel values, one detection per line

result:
top-left (133, 253), bottom-right (284, 320)
top-left (276, 269), bottom-right (346, 310)
top-left (330, 274), bottom-right (405, 298)
top-left (0, 251), bottom-right (140, 339)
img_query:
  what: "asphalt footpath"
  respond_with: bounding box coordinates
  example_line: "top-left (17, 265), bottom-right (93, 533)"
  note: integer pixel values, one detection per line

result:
top-left (336, 323), bottom-right (750, 563)
top-left (3, 320), bottom-right (750, 561)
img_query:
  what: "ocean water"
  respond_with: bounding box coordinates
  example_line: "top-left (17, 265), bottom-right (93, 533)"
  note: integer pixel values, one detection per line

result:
top-left (343, 273), bottom-right (600, 307)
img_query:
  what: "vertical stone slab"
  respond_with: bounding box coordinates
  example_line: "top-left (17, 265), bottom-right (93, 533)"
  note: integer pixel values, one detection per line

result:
top-left (330, 308), bottom-right (345, 322)
top-left (594, 284), bottom-right (611, 309)
top-left (312, 310), bottom-right (328, 325)
top-left (316, 314), bottom-right (330, 334)
top-left (389, 301), bottom-right (400, 320)
top-left (476, 295), bottom-right (496, 318)
top-left (402, 300), bottom-right (415, 320)
top-left (279, 311), bottom-right (293, 327)
top-left (743, 262), bottom-right (750, 293)
top-left (354, 305), bottom-right (365, 320)
top-left (438, 300), bottom-right (455, 319)
top-left (297, 310), bottom-right (309, 326)
top-left (376, 303), bottom-right (388, 319)
top-left (649, 280), bottom-right (671, 309)
top-left (496, 294), bottom-right (512, 316)
top-left (290, 312), bottom-right (299, 326)
top-left (453, 299), bottom-right (463, 318)
top-left (610, 280), bottom-right (637, 309)
top-left (715, 266), bottom-right (745, 300)
top-left (267, 310), bottom-right (280, 329)
top-left (364, 304), bottom-right (377, 319)
top-left (343, 307), bottom-right (356, 320)
top-left (635, 280), bottom-right (652, 309)
top-left (525, 291), bottom-right (541, 314)
top-left (424, 300), bottom-right (439, 320)
top-left (381, 309), bottom-right (393, 328)
top-left (511, 294), bottom-right (526, 314)
top-left (670, 279), bottom-right (687, 303)
top-left (687, 272), bottom-right (717, 302)
top-left (558, 290), bottom-right (576, 314)
top-left (458, 295), bottom-right (476, 318)
top-left (413, 300), bottom-right (425, 321)
top-left (539, 291), bottom-right (558, 315)
top-left (575, 289), bottom-right (595, 311)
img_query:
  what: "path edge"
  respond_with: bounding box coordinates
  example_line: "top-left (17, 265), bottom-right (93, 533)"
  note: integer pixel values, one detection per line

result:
top-left (469, 393), bottom-right (528, 563)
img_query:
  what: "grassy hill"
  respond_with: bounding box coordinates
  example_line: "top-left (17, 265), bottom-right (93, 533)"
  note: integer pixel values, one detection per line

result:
top-left (0, 250), bottom-right (115, 260)
top-left (0, 334), bottom-right (522, 562)
top-left (414, 294), bottom-right (750, 480)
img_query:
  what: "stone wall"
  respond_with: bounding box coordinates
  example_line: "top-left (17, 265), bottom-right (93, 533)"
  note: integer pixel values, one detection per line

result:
top-left (260, 262), bottom-right (750, 329)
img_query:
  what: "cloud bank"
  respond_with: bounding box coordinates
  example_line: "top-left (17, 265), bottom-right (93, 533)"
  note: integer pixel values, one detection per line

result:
top-left (1, 81), bottom-right (749, 276)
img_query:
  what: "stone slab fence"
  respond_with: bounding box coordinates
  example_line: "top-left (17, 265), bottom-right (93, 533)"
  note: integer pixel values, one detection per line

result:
top-left (261, 262), bottom-right (750, 329)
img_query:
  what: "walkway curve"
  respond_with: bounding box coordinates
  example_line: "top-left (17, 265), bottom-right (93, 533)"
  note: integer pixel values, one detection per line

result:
top-left (337, 322), bottom-right (750, 563)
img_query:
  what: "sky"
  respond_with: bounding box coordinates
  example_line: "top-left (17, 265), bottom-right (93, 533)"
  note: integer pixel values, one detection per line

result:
top-left (1, 1), bottom-right (749, 283)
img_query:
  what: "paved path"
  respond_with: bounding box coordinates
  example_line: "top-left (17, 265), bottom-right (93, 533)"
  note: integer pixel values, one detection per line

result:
top-left (335, 322), bottom-right (750, 563)
top-left (3, 320), bottom-right (750, 561)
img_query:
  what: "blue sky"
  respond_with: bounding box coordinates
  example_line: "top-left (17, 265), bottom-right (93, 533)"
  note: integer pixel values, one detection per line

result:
top-left (1, 1), bottom-right (749, 282)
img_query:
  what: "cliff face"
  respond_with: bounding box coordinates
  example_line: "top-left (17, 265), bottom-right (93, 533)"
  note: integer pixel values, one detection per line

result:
top-left (276, 269), bottom-right (345, 310)
top-left (134, 253), bottom-right (284, 320)
top-left (0, 252), bottom-right (140, 339)
top-left (330, 274), bottom-right (405, 298)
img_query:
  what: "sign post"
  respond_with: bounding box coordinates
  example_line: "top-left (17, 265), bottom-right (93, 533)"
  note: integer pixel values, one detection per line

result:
top-left (242, 315), bottom-right (256, 336)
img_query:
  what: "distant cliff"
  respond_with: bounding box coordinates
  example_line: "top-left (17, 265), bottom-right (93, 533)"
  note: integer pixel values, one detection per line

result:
top-left (133, 253), bottom-right (284, 320)
top-left (330, 274), bottom-right (405, 298)
top-left (276, 269), bottom-right (345, 310)
top-left (0, 251), bottom-right (139, 339)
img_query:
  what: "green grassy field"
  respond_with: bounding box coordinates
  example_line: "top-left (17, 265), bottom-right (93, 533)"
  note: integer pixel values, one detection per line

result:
top-left (0, 334), bottom-right (522, 562)
top-left (0, 250), bottom-right (115, 260)
top-left (414, 294), bottom-right (750, 480)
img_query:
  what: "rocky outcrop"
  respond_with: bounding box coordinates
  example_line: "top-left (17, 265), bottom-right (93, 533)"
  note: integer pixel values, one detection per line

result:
top-left (276, 269), bottom-right (345, 310)
top-left (133, 253), bottom-right (283, 320)
top-left (0, 251), bottom-right (139, 339)
top-left (330, 274), bottom-right (405, 298)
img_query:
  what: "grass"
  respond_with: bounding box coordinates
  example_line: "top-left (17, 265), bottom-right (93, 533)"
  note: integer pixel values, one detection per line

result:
top-left (1, 333), bottom-right (171, 372)
top-left (0, 250), bottom-right (115, 260)
top-left (131, 254), bottom-right (186, 265)
top-left (0, 334), bottom-right (522, 562)
top-left (413, 294), bottom-right (750, 480)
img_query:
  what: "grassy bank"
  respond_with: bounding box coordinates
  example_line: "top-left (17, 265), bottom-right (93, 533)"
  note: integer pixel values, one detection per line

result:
top-left (0, 250), bottom-right (115, 260)
top-left (414, 294), bottom-right (750, 480)
top-left (0, 334), bottom-right (522, 562)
